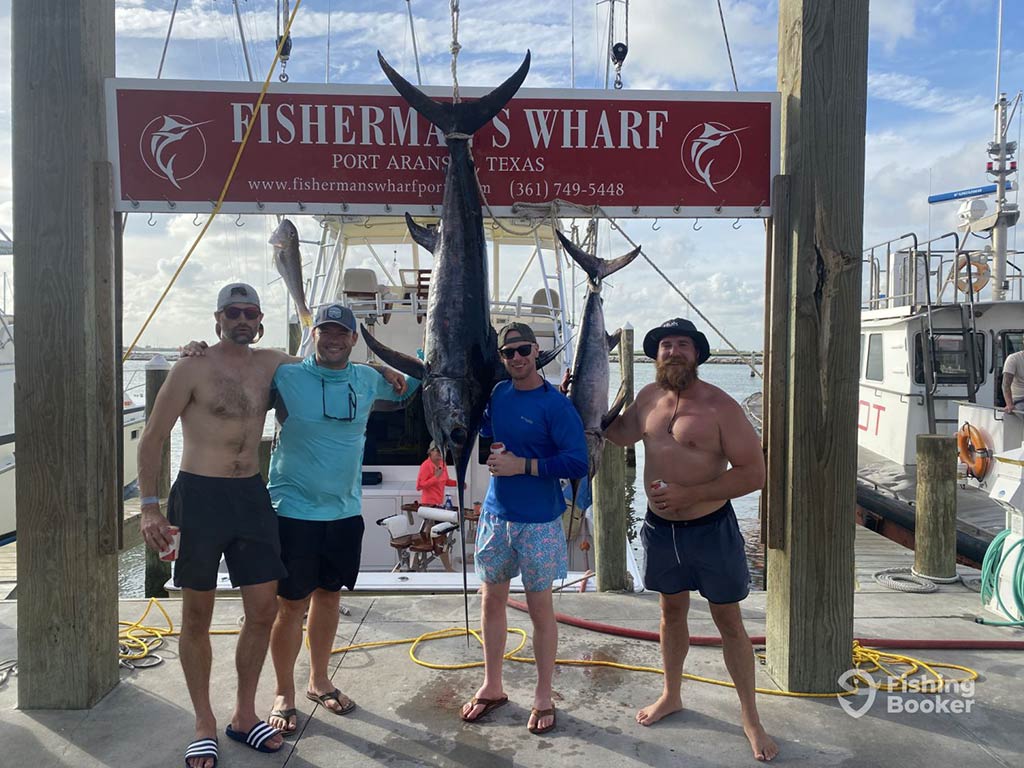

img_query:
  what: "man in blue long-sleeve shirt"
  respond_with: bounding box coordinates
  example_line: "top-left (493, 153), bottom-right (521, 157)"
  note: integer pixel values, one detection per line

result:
top-left (459, 322), bottom-right (587, 736)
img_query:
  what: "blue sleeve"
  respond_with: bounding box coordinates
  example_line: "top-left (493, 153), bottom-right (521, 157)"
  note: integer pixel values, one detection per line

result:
top-left (538, 396), bottom-right (588, 480)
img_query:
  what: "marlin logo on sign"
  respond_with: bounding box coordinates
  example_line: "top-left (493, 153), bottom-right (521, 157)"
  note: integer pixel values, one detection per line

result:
top-left (681, 122), bottom-right (746, 193)
top-left (139, 115), bottom-right (212, 189)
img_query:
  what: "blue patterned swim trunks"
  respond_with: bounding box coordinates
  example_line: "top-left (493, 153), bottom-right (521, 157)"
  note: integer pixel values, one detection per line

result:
top-left (474, 510), bottom-right (568, 592)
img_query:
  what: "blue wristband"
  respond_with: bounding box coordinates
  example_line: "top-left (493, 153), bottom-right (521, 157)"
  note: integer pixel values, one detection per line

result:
top-left (141, 496), bottom-right (160, 506)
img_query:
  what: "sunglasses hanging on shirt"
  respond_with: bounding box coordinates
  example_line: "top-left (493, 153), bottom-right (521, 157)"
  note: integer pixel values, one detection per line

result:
top-left (322, 381), bottom-right (357, 422)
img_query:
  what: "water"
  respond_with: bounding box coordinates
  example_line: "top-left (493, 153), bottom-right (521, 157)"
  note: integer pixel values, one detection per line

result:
top-left (118, 360), bottom-right (765, 595)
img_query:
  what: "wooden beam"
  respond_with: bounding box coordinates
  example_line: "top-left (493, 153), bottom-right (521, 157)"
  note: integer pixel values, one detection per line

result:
top-left (13, 0), bottom-right (119, 708)
top-left (766, 0), bottom-right (868, 693)
top-left (594, 441), bottom-right (628, 591)
top-left (914, 435), bottom-right (957, 580)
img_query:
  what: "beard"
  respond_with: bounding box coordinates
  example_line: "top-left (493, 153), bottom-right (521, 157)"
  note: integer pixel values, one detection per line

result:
top-left (655, 357), bottom-right (698, 392)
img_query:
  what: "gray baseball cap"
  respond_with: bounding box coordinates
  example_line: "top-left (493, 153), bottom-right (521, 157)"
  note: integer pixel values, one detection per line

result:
top-left (216, 282), bottom-right (261, 311)
top-left (313, 303), bottom-right (357, 331)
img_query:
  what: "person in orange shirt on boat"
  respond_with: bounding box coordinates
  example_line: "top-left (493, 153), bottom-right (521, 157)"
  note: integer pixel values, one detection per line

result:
top-left (416, 442), bottom-right (458, 507)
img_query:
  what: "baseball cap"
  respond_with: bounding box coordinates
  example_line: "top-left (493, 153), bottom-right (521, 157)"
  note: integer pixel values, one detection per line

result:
top-left (642, 318), bottom-right (711, 364)
top-left (497, 321), bottom-right (537, 347)
top-left (217, 282), bottom-right (261, 311)
top-left (313, 303), bottom-right (357, 331)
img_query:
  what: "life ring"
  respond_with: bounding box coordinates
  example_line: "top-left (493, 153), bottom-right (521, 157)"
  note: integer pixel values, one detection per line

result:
top-left (957, 422), bottom-right (991, 479)
top-left (955, 256), bottom-right (990, 293)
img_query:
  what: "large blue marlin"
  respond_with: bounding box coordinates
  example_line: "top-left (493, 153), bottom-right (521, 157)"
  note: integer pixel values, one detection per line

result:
top-left (361, 51), bottom-right (560, 635)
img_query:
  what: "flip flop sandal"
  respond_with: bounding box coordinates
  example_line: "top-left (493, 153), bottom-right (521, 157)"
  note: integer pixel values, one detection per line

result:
top-left (184, 737), bottom-right (218, 767)
top-left (527, 705), bottom-right (556, 735)
top-left (306, 689), bottom-right (357, 715)
top-left (268, 708), bottom-right (299, 737)
top-left (460, 694), bottom-right (509, 723)
top-left (225, 721), bottom-right (282, 753)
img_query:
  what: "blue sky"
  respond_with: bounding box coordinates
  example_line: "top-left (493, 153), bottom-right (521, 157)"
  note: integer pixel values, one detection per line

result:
top-left (1, 0), bottom-right (1022, 350)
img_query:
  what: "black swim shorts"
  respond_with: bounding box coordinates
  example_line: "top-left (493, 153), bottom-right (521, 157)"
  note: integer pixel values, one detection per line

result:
top-left (276, 515), bottom-right (365, 601)
top-left (639, 500), bottom-right (750, 603)
top-left (167, 471), bottom-right (287, 591)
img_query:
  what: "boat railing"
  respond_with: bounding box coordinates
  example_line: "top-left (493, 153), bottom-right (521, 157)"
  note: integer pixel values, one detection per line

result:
top-left (0, 313), bottom-right (13, 350)
top-left (862, 230), bottom-right (1024, 309)
top-left (343, 293), bottom-right (564, 327)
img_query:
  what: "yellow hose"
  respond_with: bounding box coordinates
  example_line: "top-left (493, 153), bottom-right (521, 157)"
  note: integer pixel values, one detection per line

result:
top-left (119, 598), bottom-right (978, 699)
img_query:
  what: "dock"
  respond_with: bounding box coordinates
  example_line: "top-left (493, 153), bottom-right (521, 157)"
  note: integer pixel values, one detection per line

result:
top-left (0, 527), bottom-right (1021, 767)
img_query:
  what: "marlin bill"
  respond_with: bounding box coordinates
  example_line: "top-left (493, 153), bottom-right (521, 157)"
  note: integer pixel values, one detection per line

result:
top-left (270, 218), bottom-right (313, 327)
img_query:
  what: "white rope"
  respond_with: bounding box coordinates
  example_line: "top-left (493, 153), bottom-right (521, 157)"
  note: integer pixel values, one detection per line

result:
top-left (716, 0), bottom-right (740, 91)
top-left (406, 0), bottom-right (424, 86)
top-left (156, 0), bottom-right (179, 78)
top-left (449, 0), bottom-right (462, 102)
top-left (873, 567), bottom-right (938, 594)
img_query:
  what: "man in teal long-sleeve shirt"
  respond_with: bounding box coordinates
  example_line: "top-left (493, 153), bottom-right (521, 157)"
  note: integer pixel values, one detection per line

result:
top-left (266, 303), bottom-right (418, 733)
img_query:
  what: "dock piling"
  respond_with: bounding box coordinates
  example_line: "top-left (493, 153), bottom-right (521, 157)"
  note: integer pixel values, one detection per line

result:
top-left (594, 441), bottom-right (628, 591)
top-left (144, 356), bottom-right (172, 598)
top-left (914, 434), bottom-right (959, 581)
top-left (619, 324), bottom-right (636, 468)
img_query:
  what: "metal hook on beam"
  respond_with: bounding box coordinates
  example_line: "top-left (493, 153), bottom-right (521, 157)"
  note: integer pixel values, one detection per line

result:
top-left (732, 218), bottom-right (742, 230)
top-left (235, 214), bottom-right (245, 228)
top-left (692, 218), bottom-right (702, 232)
top-left (192, 213), bottom-right (202, 226)
top-left (652, 218), bottom-right (661, 231)
top-left (147, 212), bottom-right (156, 227)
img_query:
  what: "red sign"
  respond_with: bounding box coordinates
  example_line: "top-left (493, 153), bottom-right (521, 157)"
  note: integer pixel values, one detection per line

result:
top-left (106, 78), bottom-right (779, 218)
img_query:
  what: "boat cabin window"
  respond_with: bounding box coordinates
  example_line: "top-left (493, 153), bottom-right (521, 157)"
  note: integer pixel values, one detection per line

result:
top-left (994, 330), bottom-right (1024, 407)
top-left (912, 332), bottom-right (985, 385)
top-left (860, 334), bottom-right (866, 378)
top-left (864, 333), bottom-right (884, 381)
top-left (362, 390), bottom-right (432, 466)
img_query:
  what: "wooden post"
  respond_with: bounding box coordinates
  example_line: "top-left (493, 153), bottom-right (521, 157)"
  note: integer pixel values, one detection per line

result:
top-left (144, 356), bottom-right (172, 598)
top-left (594, 441), bottom-right (628, 591)
top-left (13, 0), bottom-right (119, 708)
top-left (619, 324), bottom-right (636, 467)
top-left (288, 319), bottom-right (302, 356)
top-left (766, 1), bottom-right (868, 693)
top-left (914, 435), bottom-right (958, 580)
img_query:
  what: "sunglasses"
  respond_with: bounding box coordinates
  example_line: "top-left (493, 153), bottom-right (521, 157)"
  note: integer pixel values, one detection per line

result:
top-left (322, 380), bottom-right (357, 422)
top-left (222, 306), bottom-right (261, 321)
top-left (500, 344), bottom-right (534, 360)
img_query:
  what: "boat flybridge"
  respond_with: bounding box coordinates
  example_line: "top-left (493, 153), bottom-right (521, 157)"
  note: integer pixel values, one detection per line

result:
top-left (278, 212), bottom-right (643, 593)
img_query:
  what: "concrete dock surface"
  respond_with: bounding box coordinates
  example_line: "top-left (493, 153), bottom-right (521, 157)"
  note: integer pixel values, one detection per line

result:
top-left (1, 580), bottom-right (1022, 768)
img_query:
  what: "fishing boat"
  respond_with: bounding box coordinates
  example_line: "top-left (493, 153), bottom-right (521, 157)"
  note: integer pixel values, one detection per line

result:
top-left (854, 83), bottom-right (1024, 574)
top-left (0, 308), bottom-right (147, 545)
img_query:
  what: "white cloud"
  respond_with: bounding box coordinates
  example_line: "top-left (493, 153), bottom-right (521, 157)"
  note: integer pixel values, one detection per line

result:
top-left (870, 0), bottom-right (918, 50)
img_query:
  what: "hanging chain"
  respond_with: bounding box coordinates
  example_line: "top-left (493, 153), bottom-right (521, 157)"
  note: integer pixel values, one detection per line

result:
top-left (611, 0), bottom-right (629, 90)
top-left (449, 0), bottom-right (462, 102)
top-left (278, 0), bottom-right (292, 82)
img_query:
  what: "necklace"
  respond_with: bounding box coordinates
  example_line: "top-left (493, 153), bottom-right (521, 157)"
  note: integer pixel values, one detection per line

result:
top-left (667, 392), bottom-right (681, 435)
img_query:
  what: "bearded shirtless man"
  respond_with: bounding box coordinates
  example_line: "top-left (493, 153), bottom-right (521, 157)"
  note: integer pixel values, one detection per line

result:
top-left (138, 283), bottom-right (287, 768)
top-left (604, 318), bottom-right (778, 762)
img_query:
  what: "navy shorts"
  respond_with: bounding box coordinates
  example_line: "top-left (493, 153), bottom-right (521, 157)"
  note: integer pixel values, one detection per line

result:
top-left (168, 471), bottom-right (287, 591)
top-left (277, 515), bottom-right (365, 601)
top-left (640, 501), bottom-right (750, 603)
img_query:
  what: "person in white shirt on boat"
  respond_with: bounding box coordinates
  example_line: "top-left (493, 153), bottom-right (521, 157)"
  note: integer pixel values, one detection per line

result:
top-left (1001, 349), bottom-right (1024, 413)
top-left (604, 318), bottom-right (779, 762)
